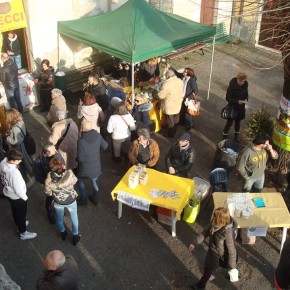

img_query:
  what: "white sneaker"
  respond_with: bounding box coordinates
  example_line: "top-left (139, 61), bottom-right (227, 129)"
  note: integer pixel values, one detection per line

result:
top-left (20, 231), bottom-right (37, 240)
top-left (16, 220), bottom-right (29, 232)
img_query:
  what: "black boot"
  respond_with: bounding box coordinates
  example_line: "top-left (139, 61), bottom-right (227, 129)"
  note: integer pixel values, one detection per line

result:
top-left (61, 230), bottom-right (68, 241)
top-left (234, 132), bottom-right (240, 142)
top-left (73, 234), bottom-right (81, 245)
top-left (113, 156), bottom-right (122, 163)
top-left (111, 157), bottom-right (124, 175)
top-left (47, 213), bottom-right (56, 224)
top-left (168, 126), bottom-right (175, 138)
top-left (222, 132), bottom-right (228, 140)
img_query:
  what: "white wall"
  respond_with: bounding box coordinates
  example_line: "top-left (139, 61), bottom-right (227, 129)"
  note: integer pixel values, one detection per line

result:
top-left (216, 0), bottom-right (233, 34)
top-left (25, 0), bottom-right (108, 71)
top-left (111, 0), bottom-right (128, 10)
top-left (25, 0), bottom-right (233, 72)
top-left (172, 0), bottom-right (201, 22)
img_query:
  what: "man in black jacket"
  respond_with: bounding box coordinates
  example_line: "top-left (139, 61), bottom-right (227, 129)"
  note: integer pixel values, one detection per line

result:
top-left (165, 132), bottom-right (196, 178)
top-left (0, 53), bottom-right (23, 113)
top-left (37, 250), bottom-right (79, 290)
top-left (86, 73), bottom-right (109, 112)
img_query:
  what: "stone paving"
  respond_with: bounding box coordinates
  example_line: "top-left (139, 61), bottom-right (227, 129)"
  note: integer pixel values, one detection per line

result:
top-left (0, 42), bottom-right (285, 290)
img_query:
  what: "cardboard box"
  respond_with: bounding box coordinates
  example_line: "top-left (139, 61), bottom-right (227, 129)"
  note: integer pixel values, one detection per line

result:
top-left (261, 187), bottom-right (277, 193)
top-left (157, 207), bottom-right (172, 226)
top-left (240, 228), bottom-right (256, 245)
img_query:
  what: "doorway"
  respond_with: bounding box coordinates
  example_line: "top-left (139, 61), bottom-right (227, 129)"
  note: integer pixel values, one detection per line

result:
top-left (1, 28), bottom-right (30, 71)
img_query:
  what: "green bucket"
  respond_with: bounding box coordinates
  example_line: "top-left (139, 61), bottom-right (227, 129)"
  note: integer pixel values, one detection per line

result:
top-left (183, 197), bottom-right (200, 223)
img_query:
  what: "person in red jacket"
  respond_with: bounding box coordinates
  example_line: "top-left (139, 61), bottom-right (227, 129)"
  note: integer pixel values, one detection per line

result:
top-left (35, 59), bottom-right (54, 112)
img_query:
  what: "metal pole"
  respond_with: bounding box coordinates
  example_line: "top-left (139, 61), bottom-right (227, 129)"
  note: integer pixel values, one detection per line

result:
top-left (207, 36), bottom-right (216, 101)
top-left (131, 62), bottom-right (135, 105)
top-left (57, 33), bottom-right (60, 70)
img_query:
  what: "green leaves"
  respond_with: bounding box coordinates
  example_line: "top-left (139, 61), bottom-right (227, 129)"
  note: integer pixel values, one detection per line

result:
top-left (244, 106), bottom-right (275, 142)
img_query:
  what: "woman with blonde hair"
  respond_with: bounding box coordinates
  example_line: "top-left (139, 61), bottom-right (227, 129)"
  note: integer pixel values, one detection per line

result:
top-left (223, 72), bottom-right (248, 141)
top-left (5, 108), bottom-right (34, 187)
top-left (131, 93), bottom-right (153, 129)
top-left (188, 207), bottom-right (237, 289)
top-left (77, 92), bottom-right (105, 133)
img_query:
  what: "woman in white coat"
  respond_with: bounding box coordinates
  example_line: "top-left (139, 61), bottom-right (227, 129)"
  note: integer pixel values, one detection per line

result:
top-left (107, 102), bottom-right (135, 172)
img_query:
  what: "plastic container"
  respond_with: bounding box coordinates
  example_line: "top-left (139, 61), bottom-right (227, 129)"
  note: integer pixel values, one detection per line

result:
top-left (240, 228), bottom-right (256, 245)
top-left (183, 197), bottom-right (200, 223)
top-left (156, 207), bottom-right (171, 226)
top-left (193, 177), bottom-right (210, 200)
top-left (54, 71), bottom-right (66, 92)
top-left (215, 139), bottom-right (240, 171)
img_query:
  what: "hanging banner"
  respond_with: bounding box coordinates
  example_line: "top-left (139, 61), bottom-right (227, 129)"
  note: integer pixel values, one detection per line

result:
top-left (0, 0), bottom-right (27, 32)
top-left (272, 95), bottom-right (290, 151)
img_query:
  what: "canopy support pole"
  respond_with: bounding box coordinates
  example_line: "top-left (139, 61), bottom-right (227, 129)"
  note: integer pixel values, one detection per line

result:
top-left (57, 33), bottom-right (60, 70)
top-left (207, 36), bottom-right (216, 101)
top-left (131, 62), bottom-right (135, 105)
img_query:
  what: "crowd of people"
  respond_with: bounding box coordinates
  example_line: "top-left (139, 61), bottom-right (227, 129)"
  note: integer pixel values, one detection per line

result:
top-left (0, 57), bottom-right (199, 242)
top-left (0, 53), bottom-right (287, 290)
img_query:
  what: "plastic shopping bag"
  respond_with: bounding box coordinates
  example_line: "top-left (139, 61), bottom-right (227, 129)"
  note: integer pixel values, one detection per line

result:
top-left (187, 100), bottom-right (200, 116)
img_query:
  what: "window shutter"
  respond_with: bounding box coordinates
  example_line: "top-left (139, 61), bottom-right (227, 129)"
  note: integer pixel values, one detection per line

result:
top-left (149, 0), bottom-right (173, 13)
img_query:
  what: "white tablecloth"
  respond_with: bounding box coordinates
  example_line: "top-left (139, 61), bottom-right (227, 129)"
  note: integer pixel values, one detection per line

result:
top-left (0, 73), bottom-right (39, 110)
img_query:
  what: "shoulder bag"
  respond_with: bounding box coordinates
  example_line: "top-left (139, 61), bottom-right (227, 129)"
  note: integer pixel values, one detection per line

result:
top-left (221, 104), bottom-right (238, 120)
top-left (120, 115), bottom-right (132, 154)
top-left (187, 100), bottom-right (200, 116)
top-left (17, 126), bottom-right (36, 155)
top-left (55, 123), bottom-right (71, 150)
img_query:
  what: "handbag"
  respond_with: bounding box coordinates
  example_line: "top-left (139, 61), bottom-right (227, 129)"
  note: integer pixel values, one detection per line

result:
top-left (17, 126), bottom-right (36, 155)
top-left (55, 123), bottom-right (71, 150)
top-left (186, 99), bottom-right (200, 116)
top-left (120, 115), bottom-right (132, 154)
top-left (221, 104), bottom-right (238, 120)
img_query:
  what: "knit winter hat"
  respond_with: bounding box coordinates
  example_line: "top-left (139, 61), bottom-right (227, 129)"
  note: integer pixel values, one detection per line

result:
top-left (178, 132), bottom-right (190, 142)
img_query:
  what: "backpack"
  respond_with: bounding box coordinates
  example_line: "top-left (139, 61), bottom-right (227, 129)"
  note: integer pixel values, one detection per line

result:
top-left (17, 126), bottom-right (36, 155)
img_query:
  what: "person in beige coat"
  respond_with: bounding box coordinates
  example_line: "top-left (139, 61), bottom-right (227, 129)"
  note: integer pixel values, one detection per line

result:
top-left (47, 89), bottom-right (67, 126)
top-left (158, 69), bottom-right (183, 137)
top-left (49, 111), bottom-right (78, 169)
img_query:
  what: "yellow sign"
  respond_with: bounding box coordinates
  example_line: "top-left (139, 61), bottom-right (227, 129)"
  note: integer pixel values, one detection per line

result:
top-left (0, 0), bottom-right (27, 32)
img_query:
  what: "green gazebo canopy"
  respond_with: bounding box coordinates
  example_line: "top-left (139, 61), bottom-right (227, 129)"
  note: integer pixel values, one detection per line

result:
top-left (58, 0), bottom-right (216, 63)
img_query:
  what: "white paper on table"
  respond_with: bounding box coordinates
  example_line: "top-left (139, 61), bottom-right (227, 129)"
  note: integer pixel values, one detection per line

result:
top-left (150, 189), bottom-right (159, 198)
top-left (132, 196), bottom-right (150, 211)
top-left (117, 190), bottom-right (133, 206)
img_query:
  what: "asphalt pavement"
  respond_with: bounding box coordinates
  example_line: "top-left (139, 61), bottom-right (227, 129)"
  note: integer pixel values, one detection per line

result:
top-left (0, 43), bottom-right (285, 290)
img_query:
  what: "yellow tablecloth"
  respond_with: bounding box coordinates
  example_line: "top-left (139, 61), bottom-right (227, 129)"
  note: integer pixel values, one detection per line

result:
top-left (111, 166), bottom-right (194, 220)
top-left (213, 192), bottom-right (290, 228)
top-left (149, 100), bottom-right (166, 132)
